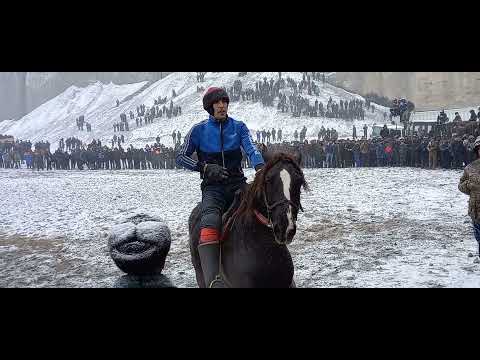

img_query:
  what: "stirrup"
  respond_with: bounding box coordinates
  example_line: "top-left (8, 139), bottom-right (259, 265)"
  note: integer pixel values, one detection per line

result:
top-left (208, 275), bottom-right (225, 288)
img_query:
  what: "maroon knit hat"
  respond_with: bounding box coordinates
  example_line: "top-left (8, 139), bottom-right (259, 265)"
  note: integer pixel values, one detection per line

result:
top-left (203, 87), bottom-right (230, 116)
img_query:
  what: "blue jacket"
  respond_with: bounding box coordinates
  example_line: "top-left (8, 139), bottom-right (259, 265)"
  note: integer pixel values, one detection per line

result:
top-left (176, 115), bottom-right (264, 180)
top-left (24, 153), bottom-right (33, 166)
top-left (325, 143), bottom-right (334, 154)
top-left (376, 143), bottom-right (385, 158)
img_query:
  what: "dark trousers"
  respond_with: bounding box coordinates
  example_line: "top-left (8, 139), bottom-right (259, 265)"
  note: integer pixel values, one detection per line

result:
top-left (473, 221), bottom-right (480, 255)
top-left (200, 179), bottom-right (246, 235)
top-left (353, 152), bottom-right (361, 167)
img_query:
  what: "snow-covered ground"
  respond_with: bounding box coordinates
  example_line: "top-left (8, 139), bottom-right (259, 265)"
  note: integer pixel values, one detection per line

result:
top-left (0, 72), bottom-right (390, 150)
top-left (1, 72), bottom-right (479, 287)
top-left (0, 167), bottom-right (478, 288)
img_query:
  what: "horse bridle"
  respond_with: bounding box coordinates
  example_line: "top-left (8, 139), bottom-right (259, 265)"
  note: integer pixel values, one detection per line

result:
top-left (261, 190), bottom-right (304, 231)
top-left (265, 194), bottom-right (304, 214)
top-left (216, 174), bottom-right (304, 287)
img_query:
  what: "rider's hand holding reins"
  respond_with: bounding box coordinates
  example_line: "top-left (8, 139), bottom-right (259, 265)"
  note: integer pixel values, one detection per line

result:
top-left (254, 163), bottom-right (264, 179)
top-left (203, 163), bottom-right (229, 182)
top-left (254, 164), bottom-right (264, 172)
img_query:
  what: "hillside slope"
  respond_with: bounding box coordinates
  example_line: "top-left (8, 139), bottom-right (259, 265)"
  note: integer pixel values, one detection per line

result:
top-left (1, 72), bottom-right (393, 150)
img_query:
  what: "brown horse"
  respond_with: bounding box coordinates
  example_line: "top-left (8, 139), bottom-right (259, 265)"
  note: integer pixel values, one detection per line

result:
top-left (188, 152), bottom-right (308, 288)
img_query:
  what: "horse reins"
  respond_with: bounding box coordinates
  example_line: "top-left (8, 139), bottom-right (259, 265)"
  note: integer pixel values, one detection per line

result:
top-left (253, 191), bottom-right (303, 243)
top-left (218, 190), bottom-right (303, 286)
top-left (215, 163), bottom-right (305, 286)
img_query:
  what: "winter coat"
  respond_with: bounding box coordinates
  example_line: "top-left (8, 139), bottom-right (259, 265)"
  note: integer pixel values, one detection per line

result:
top-left (459, 159), bottom-right (480, 222)
top-left (451, 140), bottom-right (464, 157)
top-left (427, 140), bottom-right (439, 153)
top-left (176, 115), bottom-right (264, 183)
top-left (376, 143), bottom-right (384, 158)
top-left (360, 142), bottom-right (369, 154)
top-left (24, 153), bottom-right (33, 166)
top-left (325, 143), bottom-right (334, 154)
top-left (439, 142), bottom-right (450, 153)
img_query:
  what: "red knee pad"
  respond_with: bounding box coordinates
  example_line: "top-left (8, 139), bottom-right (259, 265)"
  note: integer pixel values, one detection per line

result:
top-left (200, 228), bottom-right (220, 244)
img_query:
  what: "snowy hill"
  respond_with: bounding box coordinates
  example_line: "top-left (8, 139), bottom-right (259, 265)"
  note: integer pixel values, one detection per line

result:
top-left (1, 72), bottom-right (395, 150)
top-left (0, 81), bottom-right (148, 145)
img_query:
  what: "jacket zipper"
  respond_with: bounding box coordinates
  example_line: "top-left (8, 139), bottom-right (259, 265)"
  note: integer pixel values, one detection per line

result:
top-left (220, 121), bottom-right (225, 168)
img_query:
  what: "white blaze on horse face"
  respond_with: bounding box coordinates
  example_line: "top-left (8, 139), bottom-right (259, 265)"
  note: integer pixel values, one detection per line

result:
top-left (279, 169), bottom-right (295, 233)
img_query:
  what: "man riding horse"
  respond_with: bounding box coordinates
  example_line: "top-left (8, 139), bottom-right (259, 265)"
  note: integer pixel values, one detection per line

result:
top-left (176, 87), bottom-right (265, 288)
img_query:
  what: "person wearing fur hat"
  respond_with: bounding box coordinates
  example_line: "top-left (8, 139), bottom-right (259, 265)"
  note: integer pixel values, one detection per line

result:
top-left (459, 136), bottom-right (480, 258)
top-left (453, 112), bottom-right (462, 122)
top-left (469, 109), bottom-right (478, 122)
top-left (176, 87), bottom-right (265, 287)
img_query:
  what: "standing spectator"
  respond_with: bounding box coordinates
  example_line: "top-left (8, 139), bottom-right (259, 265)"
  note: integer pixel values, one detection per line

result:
top-left (469, 109), bottom-right (478, 122)
top-left (458, 136), bottom-right (480, 258)
top-left (427, 138), bottom-right (439, 169)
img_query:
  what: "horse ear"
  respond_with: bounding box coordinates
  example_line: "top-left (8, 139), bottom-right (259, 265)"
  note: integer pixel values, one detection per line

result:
top-left (292, 150), bottom-right (302, 165)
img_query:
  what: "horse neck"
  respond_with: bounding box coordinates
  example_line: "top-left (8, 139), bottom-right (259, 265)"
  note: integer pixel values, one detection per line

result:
top-left (223, 203), bottom-right (294, 288)
top-left (232, 201), bottom-right (275, 248)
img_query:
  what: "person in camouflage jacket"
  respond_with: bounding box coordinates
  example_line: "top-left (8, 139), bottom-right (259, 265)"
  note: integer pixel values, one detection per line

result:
top-left (459, 136), bottom-right (480, 257)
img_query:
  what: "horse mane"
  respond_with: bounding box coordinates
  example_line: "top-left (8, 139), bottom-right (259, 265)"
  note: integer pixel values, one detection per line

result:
top-left (235, 152), bottom-right (308, 225)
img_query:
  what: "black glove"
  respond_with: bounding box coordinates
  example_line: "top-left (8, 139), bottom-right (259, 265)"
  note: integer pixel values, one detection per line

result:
top-left (203, 163), bottom-right (229, 182)
top-left (254, 164), bottom-right (265, 181)
top-left (255, 163), bottom-right (265, 172)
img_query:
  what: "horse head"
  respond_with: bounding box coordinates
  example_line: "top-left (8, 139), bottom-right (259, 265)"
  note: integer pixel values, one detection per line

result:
top-left (238, 150), bottom-right (308, 245)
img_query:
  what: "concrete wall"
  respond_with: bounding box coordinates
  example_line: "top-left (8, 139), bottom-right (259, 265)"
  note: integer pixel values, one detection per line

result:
top-left (334, 72), bottom-right (480, 110)
top-left (0, 72), bottom-right (169, 121)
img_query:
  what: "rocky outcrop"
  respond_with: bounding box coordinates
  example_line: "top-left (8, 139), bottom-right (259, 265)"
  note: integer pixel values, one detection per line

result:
top-left (108, 213), bottom-right (172, 275)
top-left (107, 213), bottom-right (176, 288)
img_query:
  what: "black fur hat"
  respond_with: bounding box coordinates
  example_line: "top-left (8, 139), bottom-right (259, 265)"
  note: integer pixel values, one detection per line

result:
top-left (203, 87), bottom-right (230, 116)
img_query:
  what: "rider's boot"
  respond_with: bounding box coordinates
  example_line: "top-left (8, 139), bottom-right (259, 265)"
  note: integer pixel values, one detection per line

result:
top-left (198, 239), bottom-right (227, 288)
